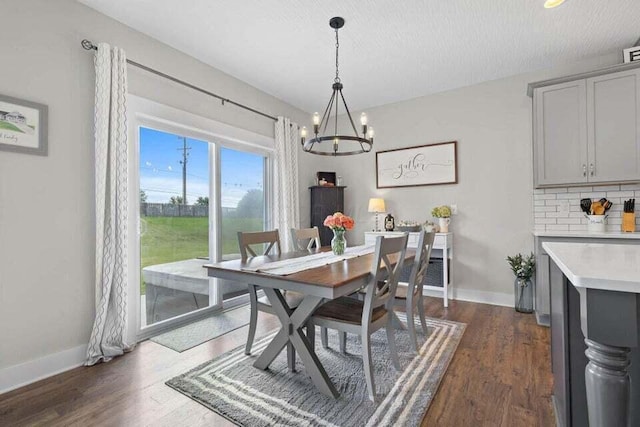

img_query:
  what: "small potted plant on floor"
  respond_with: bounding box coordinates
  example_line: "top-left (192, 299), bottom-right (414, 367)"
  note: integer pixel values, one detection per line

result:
top-left (506, 253), bottom-right (536, 313)
top-left (431, 205), bottom-right (452, 232)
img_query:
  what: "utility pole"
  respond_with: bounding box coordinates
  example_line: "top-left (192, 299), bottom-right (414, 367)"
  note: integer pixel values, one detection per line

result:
top-left (178, 137), bottom-right (191, 205)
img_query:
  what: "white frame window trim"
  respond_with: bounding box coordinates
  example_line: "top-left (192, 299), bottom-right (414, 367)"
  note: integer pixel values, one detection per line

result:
top-left (127, 95), bottom-right (274, 342)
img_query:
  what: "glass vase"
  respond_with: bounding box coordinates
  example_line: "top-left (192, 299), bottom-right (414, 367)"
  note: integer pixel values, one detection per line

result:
top-left (331, 229), bottom-right (347, 255)
top-left (514, 277), bottom-right (533, 313)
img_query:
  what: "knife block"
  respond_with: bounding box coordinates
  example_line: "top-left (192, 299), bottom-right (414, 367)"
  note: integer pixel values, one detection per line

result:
top-left (622, 212), bottom-right (636, 232)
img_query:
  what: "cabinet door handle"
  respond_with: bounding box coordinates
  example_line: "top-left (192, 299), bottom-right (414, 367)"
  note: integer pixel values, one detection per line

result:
top-left (590, 163), bottom-right (595, 177)
top-left (583, 164), bottom-right (587, 177)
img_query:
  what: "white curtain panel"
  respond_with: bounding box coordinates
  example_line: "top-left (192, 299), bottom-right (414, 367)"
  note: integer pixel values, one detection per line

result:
top-left (274, 117), bottom-right (300, 252)
top-left (86, 43), bottom-right (132, 365)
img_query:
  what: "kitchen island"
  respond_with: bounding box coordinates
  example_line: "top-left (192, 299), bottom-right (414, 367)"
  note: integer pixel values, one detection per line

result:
top-left (544, 242), bottom-right (640, 427)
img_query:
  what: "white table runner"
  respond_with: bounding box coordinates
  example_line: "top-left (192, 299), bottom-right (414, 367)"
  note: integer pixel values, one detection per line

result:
top-left (242, 245), bottom-right (376, 276)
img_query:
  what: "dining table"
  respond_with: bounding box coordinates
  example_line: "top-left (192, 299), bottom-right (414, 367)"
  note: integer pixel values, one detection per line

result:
top-left (204, 245), bottom-right (415, 398)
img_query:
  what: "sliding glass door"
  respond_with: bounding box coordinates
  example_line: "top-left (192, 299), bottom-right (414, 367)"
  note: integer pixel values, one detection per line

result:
top-left (138, 127), bottom-right (217, 328)
top-left (133, 116), bottom-right (273, 336)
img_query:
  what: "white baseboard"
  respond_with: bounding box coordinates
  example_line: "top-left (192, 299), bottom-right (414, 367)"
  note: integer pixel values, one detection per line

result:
top-left (0, 344), bottom-right (87, 395)
top-left (423, 288), bottom-right (513, 308)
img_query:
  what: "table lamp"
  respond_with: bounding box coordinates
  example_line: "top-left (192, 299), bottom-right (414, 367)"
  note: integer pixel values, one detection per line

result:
top-left (368, 198), bottom-right (386, 232)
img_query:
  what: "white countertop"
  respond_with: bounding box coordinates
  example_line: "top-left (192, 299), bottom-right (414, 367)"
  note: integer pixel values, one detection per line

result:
top-left (542, 242), bottom-right (640, 293)
top-left (533, 230), bottom-right (640, 239)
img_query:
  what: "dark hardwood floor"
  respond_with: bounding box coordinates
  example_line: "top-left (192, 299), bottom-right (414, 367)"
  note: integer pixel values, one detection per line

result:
top-left (0, 298), bottom-right (554, 426)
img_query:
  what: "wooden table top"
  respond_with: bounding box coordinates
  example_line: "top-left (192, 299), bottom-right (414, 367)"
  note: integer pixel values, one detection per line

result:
top-left (204, 247), bottom-right (415, 289)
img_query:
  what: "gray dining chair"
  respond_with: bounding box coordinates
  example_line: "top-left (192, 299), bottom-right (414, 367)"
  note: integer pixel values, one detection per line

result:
top-left (307, 234), bottom-right (408, 401)
top-left (238, 230), bottom-right (304, 365)
top-left (290, 226), bottom-right (321, 251)
top-left (394, 230), bottom-right (435, 351)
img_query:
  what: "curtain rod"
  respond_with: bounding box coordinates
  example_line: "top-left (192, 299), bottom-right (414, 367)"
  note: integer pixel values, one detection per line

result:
top-left (81, 39), bottom-right (278, 122)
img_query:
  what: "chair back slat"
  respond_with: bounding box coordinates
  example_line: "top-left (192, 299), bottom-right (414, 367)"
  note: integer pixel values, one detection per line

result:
top-left (237, 230), bottom-right (281, 260)
top-left (290, 227), bottom-right (321, 251)
top-left (408, 231), bottom-right (435, 298)
top-left (362, 234), bottom-right (409, 324)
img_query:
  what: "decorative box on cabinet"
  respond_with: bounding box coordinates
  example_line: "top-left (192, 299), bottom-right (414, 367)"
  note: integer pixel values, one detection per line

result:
top-left (309, 186), bottom-right (345, 247)
top-left (531, 65), bottom-right (640, 188)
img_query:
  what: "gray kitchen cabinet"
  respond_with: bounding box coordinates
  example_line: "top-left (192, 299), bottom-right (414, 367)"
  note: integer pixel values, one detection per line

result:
top-left (534, 80), bottom-right (588, 186)
top-left (532, 66), bottom-right (640, 187)
top-left (586, 69), bottom-right (640, 183)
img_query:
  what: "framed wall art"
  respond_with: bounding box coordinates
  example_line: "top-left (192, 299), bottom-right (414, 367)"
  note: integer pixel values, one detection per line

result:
top-left (376, 141), bottom-right (457, 188)
top-left (0, 94), bottom-right (48, 156)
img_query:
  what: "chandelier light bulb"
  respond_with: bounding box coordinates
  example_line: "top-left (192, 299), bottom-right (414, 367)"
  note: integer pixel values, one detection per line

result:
top-left (300, 126), bottom-right (307, 138)
top-left (360, 112), bottom-right (368, 126)
top-left (367, 127), bottom-right (375, 139)
top-left (313, 112), bottom-right (320, 125)
top-left (544, 0), bottom-right (566, 8)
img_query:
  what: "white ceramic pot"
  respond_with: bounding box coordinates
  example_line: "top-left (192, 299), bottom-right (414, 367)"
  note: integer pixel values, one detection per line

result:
top-left (586, 214), bottom-right (607, 233)
top-left (438, 217), bottom-right (451, 233)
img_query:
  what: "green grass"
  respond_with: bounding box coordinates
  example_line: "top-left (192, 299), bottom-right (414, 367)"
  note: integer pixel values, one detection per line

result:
top-left (140, 216), bottom-right (263, 293)
top-left (0, 121), bottom-right (24, 133)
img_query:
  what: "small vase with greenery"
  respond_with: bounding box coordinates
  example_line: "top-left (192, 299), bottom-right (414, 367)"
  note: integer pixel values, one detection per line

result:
top-left (506, 253), bottom-right (536, 313)
top-left (431, 205), bottom-right (452, 232)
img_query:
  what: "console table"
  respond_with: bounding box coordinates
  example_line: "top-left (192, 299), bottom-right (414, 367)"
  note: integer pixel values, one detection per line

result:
top-left (364, 231), bottom-right (453, 307)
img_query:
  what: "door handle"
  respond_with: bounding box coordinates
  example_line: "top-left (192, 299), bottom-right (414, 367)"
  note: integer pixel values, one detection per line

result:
top-left (583, 164), bottom-right (587, 177)
top-left (590, 163), bottom-right (595, 177)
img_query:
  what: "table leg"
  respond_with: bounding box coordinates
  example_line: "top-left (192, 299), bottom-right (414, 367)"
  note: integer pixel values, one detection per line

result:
top-left (584, 338), bottom-right (632, 427)
top-left (254, 288), bottom-right (339, 398)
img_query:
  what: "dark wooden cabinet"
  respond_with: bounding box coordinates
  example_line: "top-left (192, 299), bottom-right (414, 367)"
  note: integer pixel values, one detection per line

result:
top-left (309, 186), bottom-right (345, 247)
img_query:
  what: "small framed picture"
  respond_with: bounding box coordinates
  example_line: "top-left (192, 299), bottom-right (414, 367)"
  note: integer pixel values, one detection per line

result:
top-left (0, 94), bottom-right (48, 156)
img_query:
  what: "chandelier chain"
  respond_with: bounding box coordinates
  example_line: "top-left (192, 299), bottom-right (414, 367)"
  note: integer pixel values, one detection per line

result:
top-left (334, 28), bottom-right (340, 83)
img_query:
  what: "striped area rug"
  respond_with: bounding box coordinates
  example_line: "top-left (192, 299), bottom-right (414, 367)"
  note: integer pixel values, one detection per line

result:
top-left (167, 314), bottom-right (465, 426)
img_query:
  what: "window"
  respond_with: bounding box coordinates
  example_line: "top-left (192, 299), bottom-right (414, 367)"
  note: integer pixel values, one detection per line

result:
top-left (220, 147), bottom-right (267, 259)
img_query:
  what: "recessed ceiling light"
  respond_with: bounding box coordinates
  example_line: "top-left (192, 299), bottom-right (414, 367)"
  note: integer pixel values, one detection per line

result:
top-left (544, 0), bottom-right (566, 8)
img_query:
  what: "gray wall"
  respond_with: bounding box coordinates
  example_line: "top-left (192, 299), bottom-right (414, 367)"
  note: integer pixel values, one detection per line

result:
top-left (0, 0), bottom-right (310, 370)
top-left (307, 53), bottom-right (621, 304)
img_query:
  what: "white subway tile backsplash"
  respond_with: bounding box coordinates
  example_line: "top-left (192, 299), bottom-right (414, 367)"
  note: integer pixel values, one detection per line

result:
top-left (605, 191), bottom-right (634, 198)
top-left (534, 194), bottom-right (557, 200)
top-left (569, 224), bottom-right (587, 231)
top-left (537, 218), bottom-right (557, 224)
top-left (557, 218), bottom-right (582, 225)
top-left (579, 192), bottom-right (607, 199)
top-left (546, 212), bottom-right (570, 218)
top-left (567, 186), bottom-right (591, 192)
top-left (534, 185), bottom-right (638, 232)
top-left (545, 188), bottom-right (568, 194)
top-left (556, 193), bottom-right (577, 199)
top-left (546, 224), bottom-right (569, 231)
top-left (620, 183), bottom-right (640, 191)
top-left (591, 185), bottom-right (621, 192)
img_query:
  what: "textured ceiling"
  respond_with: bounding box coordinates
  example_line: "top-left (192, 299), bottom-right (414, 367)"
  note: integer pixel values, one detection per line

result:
top-left (78, 0), bottom-right (640, 113)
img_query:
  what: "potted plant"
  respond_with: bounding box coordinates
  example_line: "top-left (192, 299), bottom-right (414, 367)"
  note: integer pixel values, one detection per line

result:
top-left (323, 212), bottom-right (355, 255)
top-left (431, 205), bottom-right (452, 232)
top-left (506, 253), bottom-right (536, 313)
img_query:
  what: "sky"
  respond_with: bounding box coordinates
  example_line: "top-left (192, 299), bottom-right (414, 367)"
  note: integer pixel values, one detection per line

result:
top-left (139, 127), bottom-right (264, 207)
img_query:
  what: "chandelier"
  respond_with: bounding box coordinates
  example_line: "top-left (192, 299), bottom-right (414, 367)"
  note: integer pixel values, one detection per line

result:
top-left (300, 17), bottom-right (374, 156)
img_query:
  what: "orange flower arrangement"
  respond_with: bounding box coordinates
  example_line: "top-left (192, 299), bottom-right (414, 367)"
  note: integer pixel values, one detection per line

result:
top-left (323, 212), bottom-right (355, 231)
